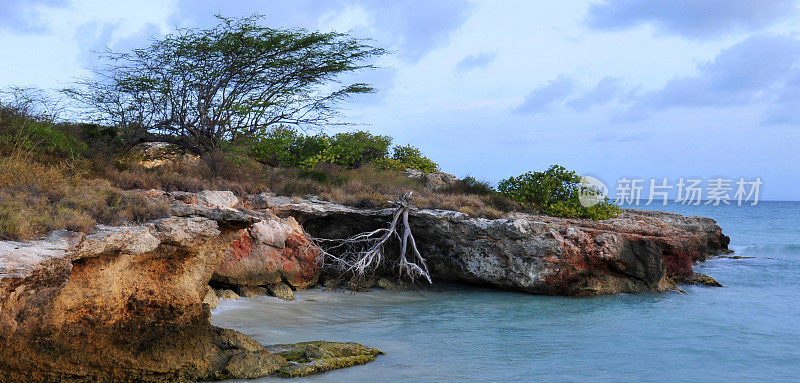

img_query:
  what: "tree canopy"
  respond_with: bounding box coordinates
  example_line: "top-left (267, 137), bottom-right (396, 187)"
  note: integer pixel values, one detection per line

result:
top-left (67, 15), bottom-right (385, 153)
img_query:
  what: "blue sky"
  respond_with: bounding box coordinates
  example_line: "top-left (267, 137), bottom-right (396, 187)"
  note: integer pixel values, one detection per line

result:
top-left (1, 0), bottom-right (799, 200)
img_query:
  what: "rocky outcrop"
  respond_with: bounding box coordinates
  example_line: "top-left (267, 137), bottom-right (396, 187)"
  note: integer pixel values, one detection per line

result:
top-left (212, 216), bottom-right (320, 290)
top-left (142, 190), bottom-right (321, 293)
top-left (264, 196), bottom-right (730, 295)
top-left (0, 195), bottom-right (368, 381)
top-left (129, 142), bottom-right (200, 169)
top-left (0, 211), bottom-right (282, 381)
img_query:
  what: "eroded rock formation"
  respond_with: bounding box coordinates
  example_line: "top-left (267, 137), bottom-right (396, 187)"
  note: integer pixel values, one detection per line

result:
top-left (264, 195), bottom-right (730, 295)
top-left (145, 190), bottom-right (321, 294)
top-left (0, 192), bottom-right (362, 382)
top-left (0, 213), bottom-right (284, 381)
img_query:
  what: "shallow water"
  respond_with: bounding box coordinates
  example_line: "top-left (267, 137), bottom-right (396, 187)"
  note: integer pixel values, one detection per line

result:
top-left (211, 201), bottom-right (800, 382)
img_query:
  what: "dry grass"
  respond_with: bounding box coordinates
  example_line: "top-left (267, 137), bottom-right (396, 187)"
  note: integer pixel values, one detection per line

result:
top-left (0, 151), bottom-right (169, 240)
top-left (93, 156), bottom-right (515, 219)
top-left (0, 137), bottom-right (514, 241)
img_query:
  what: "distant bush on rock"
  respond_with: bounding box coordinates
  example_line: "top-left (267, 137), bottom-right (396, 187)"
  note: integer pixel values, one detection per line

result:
top-left (499, 165), bottom-right (620, 220)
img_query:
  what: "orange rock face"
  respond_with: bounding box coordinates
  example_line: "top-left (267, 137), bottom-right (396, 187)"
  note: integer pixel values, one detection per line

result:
top-left (212, 216), bottom-right (320, 290)
top-left (0, 217), bottom-right (285, 382)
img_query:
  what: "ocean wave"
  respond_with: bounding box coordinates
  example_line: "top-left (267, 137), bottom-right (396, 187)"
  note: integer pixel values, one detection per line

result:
top-left (730, 244), bottom-right (800, 255)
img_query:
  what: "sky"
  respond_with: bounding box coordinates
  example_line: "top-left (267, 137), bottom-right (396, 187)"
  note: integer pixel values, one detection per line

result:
top-left (1, 0), bottom-right (799, 200)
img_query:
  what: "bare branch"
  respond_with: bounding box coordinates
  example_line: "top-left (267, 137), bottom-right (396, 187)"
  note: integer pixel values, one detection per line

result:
top-left (315, 192), bottom-right (432, 286)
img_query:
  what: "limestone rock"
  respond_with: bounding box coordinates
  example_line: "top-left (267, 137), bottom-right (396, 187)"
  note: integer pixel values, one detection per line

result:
top-left (0, 216), bottom-right (282, 381)
top-left (146, 191), bottom-right (320, 291)
top-left (267, 196), bottom-right (730, 296)
top-left (130, 142), bottom-right (200, 169)
top-left (268, 282), bottom-right (294, 301)
top-left (197, 190), bottom-right (239, 208)
top-left (216, 289), bottom-right (241, 300)
top-left (220, 350), bottom-right (285, 380)
top-left (212, 216), bottom-right (320, 290)
top-left (238, 285), bottom-right (270, 297)
top-left (170, 203), bottom-right (259, 228)
top-left (203, 288), bottom-right (220, 309)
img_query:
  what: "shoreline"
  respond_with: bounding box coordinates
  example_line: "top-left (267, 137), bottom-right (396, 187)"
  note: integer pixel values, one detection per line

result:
top-left (0, 190), bottom-right (730, 381)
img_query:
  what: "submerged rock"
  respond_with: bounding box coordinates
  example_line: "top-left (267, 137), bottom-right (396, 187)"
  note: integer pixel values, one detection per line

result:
top-left (688, 273), bottom-right (724, 287)
top-left (377, 278), bottom-right (409, 292)
top-left (266, 341), bottom-right (383, 378)
top-left (266, 196), bottom-right (730, 296)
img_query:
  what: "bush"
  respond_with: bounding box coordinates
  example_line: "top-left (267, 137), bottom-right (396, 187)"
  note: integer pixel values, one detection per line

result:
top-left (248, 126), bottom-right (327, 168)
top-left (375, 145), bottom-right (439, 173)
top-left (326, 131), bottom-right (391, 169)
top-left (0, 106), bottom-right (87, 158)
top-left (0, 152), bottom-right (169, 240)
top-left (248, 127), bottom-right (392, 170)
top-left (498, 165), bottom-right (619, 220)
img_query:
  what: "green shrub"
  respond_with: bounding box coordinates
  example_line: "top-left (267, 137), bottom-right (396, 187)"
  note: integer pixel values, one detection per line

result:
top-left (326, 131), bottom-right (391, 169)
top-left (498, 165), bottom-right (619, 220)
top-left (248, 127), bottom-right (392, 170)
top-left (375, 144), bottom-right (439, 173)
top-left (0, 106), bottom-right (87, 158)
top-left (249, 126), bottom-right (304, 166)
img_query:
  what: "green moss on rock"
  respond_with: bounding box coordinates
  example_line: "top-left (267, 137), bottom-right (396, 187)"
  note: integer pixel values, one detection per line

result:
top-left (265, 341), bottom-right (383, 378)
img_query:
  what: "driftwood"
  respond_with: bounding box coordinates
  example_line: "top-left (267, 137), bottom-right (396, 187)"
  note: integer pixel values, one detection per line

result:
top-left (315, 192), bottom-right (432, 285)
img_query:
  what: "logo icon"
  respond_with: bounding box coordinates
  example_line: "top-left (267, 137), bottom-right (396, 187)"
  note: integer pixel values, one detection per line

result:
top-left (578, 175), bottom-right (608, 207)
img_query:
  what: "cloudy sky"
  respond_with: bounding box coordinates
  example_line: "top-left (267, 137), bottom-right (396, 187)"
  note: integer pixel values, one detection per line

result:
top-left (2, 0), bottom-right (799, 200)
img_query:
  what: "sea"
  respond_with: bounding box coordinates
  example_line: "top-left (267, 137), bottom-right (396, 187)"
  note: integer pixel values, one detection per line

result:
top-left (211, 201), bottom-right (800, 382)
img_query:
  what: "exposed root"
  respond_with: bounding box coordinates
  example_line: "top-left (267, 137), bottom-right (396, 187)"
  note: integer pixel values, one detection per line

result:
top-left (315, 192), bottom-right (432, 286)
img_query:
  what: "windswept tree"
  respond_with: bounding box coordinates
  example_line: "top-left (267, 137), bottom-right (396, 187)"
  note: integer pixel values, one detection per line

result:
top-left (67, 15), bottom-right (385, 153)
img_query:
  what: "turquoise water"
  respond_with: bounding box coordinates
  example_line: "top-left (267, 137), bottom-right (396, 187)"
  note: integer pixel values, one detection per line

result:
top-left (211, 202), bottom-right (800, 382)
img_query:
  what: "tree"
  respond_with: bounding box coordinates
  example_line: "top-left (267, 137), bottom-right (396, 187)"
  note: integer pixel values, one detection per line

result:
top-left (67, 15), bottom-right (385, 154)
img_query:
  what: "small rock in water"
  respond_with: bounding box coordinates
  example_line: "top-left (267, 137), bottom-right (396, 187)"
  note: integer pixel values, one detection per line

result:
top-left (265, 341), bottom-right (383, 378)
top-left (693, 273), bottom-right (723, 287)
top-left (238, 285), bottom-right (270, 297)
top-left (268, 282), bottom-right (295, 301)
top-left (216, 288), bottom-right (241, 300)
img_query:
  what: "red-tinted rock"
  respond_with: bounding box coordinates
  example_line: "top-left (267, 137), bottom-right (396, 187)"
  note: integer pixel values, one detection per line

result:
top-left (213, 217), bottom-right (320, 290)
